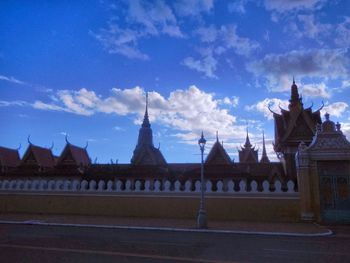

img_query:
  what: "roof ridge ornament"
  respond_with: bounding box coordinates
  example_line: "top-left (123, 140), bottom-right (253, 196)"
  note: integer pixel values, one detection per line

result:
top-left (27, 135), bottom-right (32, 145)
top-left (65, 134), bottom-right (70, 145)
top-left (84, 141), bottom-right (89, 150)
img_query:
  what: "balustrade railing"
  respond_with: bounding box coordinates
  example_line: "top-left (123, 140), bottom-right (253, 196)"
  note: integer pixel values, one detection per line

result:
top-left (0, 178), bottom-right (297, 194)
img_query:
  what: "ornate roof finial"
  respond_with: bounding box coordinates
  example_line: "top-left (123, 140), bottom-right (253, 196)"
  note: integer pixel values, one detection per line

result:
top-left (216, 130), bottom-right (219, 142)
top-left (293, 75), bottom-right (295, 85)
top-left (244, 126), bottom-right (252, 148)
top-left (325, 112), bottom-right (330, 121)
top-left (260, 131), bottom-right (270, 163)
top-left (27, 135), bottom-right (32, 145)
top-left (65, 134), bottom-right (70, 144)
top-left (84, 141), bottom-right (89, 150)
top-left (142, 92), bottom-right (150, 128)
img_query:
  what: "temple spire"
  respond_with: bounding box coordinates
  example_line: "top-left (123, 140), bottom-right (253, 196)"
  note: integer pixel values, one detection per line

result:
top-left (289, 78), bottom-right (303, 109)
top-left (260, 131), bottom-right (270, 163)
top-left (216, 131), bottom-right (219, 142)
top-left (142, 92), bottom-right (150, 128)
top-left (244, 127), bottom-right (252, 148)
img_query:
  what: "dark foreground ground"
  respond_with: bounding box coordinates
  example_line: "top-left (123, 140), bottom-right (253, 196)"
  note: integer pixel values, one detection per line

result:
top-left (0, 223), bottom-right (350, 263)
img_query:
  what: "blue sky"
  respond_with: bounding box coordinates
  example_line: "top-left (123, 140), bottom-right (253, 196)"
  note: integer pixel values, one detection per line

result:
top-left (1, 0), bottom-right (349, 163)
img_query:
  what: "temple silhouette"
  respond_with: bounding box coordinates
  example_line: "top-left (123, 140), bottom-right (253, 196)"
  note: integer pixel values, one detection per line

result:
top-left (1, 80), bottom-right (350, 223)
top-left (0, 80), bottom-right (322, 190)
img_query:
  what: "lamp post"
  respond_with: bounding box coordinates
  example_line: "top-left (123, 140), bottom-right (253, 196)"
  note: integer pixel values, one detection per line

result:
top-left (197, 131), bottom-right (207, 229)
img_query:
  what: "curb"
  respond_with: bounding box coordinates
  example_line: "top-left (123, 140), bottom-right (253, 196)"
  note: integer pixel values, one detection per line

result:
top-left (0, 220), bottom-right (333, 237)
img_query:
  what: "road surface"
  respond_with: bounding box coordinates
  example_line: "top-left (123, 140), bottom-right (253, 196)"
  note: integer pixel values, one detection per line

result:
top-left (0, 224), bottom-right (349, 263)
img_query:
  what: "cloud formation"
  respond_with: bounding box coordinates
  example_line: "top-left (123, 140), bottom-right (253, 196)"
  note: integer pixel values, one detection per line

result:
top-left (264, 0), bottom-right (324, 13)
top-left (247, 48), bottom-right (350, 92)
top-left (32, 85), bottom-right (247, 144)
top-left (0, 75), bottom-right (28, 86)
top-left (245, 98), bottom-right (289, 120)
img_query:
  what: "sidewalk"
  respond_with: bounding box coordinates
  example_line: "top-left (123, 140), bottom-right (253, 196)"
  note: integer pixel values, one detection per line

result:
top-left (0, 213), bottom-right (332, 237)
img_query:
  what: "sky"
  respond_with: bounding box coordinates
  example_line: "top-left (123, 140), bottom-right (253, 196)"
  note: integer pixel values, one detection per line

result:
top-left (0, 0), bottom-right (349, 164)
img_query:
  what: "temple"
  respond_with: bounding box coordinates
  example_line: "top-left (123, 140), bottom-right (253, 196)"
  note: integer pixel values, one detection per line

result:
top-left (0, 81), bottom-right (333, 188)
top-left (271, 79), bottom-right (322, 178)
top-left (130, 93), bottom-right (167, 166)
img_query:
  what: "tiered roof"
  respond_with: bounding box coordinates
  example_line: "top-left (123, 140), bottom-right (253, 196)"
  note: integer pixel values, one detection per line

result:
top-left (239, 128), bottom-right (258, 163)
top-left (272, 80), bottom-right (322, 153)
top-left (205, 132), bottom-right (232, 165)
top-left (131, 93), bottom-right (167, 166)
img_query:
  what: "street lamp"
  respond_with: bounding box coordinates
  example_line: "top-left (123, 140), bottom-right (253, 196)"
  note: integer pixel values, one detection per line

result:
top-left (197, 131), bottom-right (207, 229)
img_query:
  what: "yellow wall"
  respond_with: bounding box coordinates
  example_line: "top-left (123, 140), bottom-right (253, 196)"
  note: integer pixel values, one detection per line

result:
top-left (0, 193), bottom-right (300, 222)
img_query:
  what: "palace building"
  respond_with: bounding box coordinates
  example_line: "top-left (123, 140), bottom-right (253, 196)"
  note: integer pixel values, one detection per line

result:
top-left (0, 81), bottom-right (331, 189)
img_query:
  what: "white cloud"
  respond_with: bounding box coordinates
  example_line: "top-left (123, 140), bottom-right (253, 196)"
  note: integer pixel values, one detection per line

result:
top-left (321, 102), bottom-right (348, 118)
top-left (228, 0), bottom-right (250, 14)
top-left (221, 25), bottom-right (260, 56)
top-left (185, 24), bottom-right (259, 77)
top-left (247, 48), bottom-right (350, 92)
top-left (128, 0), bottom-right (183, 38)
top-left (335, 16), bottom-right (350, 47)
top-left (91, 26), bottom-right (149, 60)
top-left (297, 14), bottom-right (331, 40)
top-left (0, 100), bottom-right (29, 107)
top-left (246, 98), bottom-right (289, 120)
top-left (173, 0), bottom-right (214, 16)
top-left (0, 75), bottom-right (27, 85)
top-left (195, 25), bottom-right (217, 43)
top-left (30, 85), bottom-right (248, 145)
top-left (92, 1), bottom-right (184, 60)
top-left (183, 52), bottom-right (218, 79)
top-left (264, 0), bottom-right (324, 13)
top-left (301, 82), bottom-right (331, 99)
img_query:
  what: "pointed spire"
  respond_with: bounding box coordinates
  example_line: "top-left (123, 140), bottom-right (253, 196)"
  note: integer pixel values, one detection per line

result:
top-left (244, 127), bottom-right (252, 148)
top-left (216, 131), bottom-right (219, 142)
top-left (289, 77), bottom-right (303, 109)
top-left (260, 131), bottom-right (270, 163)
top-left (142, 92), bottom-right (150, 128)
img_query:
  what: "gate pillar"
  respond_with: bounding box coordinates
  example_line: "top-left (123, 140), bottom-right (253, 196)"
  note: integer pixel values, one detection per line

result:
top-left (295, 113), bottom-right (350, 223)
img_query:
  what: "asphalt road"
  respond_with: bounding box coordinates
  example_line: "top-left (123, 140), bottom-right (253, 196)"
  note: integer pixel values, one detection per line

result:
top-left (0, 224), bottom-right (349, 263)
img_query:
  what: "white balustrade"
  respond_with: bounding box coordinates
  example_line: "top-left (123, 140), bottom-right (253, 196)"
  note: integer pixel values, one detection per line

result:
top-left (106, 180), bottom-right (113, 191)
top-left (250, 180), bottom-right (258, 193)
top-left (164, 180), bottom-right (171, 192)
top-left (154, 180), bottom-right (161, 192)
top-left (262, 180), bottom-right (269, 192)
top-left (56, 180), bottom-right (64, 191)
top-left (48, 180), bottom-right (56, 190)
top-left (23, 180), bottom-right (31, 190)
top-left (144, 180), bottom-right (151, 192)
top-left (80, 180), bottom-right (88, 191)
top-left (227, 180), bottom-right (234, 192)
top-left (89, 180), bottom-right (97, 191)
top-left (205, 180), bottom-right (212, 193)
top-left (239, 180), bottom-right (246, 193)
top-left (72, 180), bottom-right (80, 191)
top-left (125, 180), bottom-right (132, 191)
top-left (174, 180), bottom-right (181, 192)
top-left (0, 178), bottom-right (298, 195)
top-left (216, 181), bottom-right (223, 193)
top-left (10, 180), bottom-right (17, 190)
top-left (274, 180), bottom-right (282, 193)
top-left (97, 180), bottom-right (105, 191)
top-left (184, 180), bottom-right (191, 192)
top-left (134, 180), bottom-right (142, 191)
top-left (194, 181), bottom-right (201, 192)
top-left (287, 180), bottom-right (295, 193)
top-left (39, 180), bottom-right (47, 190)
top-left (115, 180), bottom-right (123, 191)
